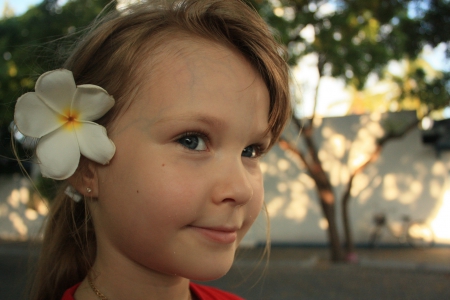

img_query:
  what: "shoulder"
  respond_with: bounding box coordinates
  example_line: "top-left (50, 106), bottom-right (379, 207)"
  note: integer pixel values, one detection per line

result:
top-left (190, 282), bottom-right (244, 300)
top-left (61, 283), bottom-right (81, 300)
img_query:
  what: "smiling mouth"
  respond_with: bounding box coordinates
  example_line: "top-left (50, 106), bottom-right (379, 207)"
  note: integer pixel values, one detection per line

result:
top-left (189, 226), bottom-right (238, 244)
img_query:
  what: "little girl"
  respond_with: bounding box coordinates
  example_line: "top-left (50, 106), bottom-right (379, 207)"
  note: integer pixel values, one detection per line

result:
top-left (14, 0), bottom-right (290, 299)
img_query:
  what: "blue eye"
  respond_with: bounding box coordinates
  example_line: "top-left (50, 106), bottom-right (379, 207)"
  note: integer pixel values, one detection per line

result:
top-left (178, 134), bottom-right (207, 151)
top-left (242, 145), bottom-right (257, 158)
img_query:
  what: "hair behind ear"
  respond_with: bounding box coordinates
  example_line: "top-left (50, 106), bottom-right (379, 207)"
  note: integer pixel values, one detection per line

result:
top-left (29, 183), bottom-right (96, 300)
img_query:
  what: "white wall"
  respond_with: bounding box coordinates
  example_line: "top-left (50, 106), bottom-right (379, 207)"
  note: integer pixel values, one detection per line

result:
top-left (243, 111), bottom-right (450, 246)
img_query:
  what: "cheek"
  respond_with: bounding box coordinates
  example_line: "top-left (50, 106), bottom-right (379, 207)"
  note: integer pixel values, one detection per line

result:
top-left (251, 184), bottom-right (264, 220)
top-left (243, 176), bottom-right (265, 227)
top-left (133, 164), bottom-right (207, 224)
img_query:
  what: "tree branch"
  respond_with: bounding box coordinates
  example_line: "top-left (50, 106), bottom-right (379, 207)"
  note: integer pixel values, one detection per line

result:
top-left (341, 116), bottom-right (423, 254)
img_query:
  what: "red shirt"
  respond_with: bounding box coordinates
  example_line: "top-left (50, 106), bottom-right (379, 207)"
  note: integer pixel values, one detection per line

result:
top-left (61, 282), bottom-right (244, 300)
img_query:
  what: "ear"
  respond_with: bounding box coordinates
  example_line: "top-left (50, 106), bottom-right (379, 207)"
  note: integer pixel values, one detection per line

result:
top-left (67, 160), bottom-right (99, 198)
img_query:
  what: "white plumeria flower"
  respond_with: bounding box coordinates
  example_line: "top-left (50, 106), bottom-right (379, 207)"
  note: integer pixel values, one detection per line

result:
top-left (14, 69), bottom-right (116, 180)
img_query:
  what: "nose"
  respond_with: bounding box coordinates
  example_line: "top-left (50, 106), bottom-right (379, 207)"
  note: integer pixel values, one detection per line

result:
top-left (211, 158), bottom-right (254, 206)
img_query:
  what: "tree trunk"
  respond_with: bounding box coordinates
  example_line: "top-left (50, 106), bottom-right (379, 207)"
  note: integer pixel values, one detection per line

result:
top-left (278, 53), bottom-right (345, 261)
top-left (303, 122), bottom-right (344, 262)
top-left (341, 117), bottom-right (422, 257)
top-left (342, 178), bottom-right (355, 255)
top-left (319, 188), bottom-right (344, 261)
top-left (280, 124), bottom-right (344, 262)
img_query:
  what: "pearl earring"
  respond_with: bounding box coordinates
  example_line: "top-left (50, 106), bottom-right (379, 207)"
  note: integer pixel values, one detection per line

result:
top-left (86, 187), bottom-right (92, 193)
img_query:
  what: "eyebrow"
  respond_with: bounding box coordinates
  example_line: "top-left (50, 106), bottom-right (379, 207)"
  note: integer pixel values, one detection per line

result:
top-left (154, 113), bottom-right (271, 140)
top-left (153, 113), bottom-right (228, 129)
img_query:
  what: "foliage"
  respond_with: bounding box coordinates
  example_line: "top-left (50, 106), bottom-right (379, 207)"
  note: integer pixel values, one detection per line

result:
top-left (418, 0), bottom-right (450, 55)
top-left (347, 58), bottom-right (450, 116)
top-left (392, 59), bottom-right (450, 115)
top-left (249, 0), bottom-right (412, 87)
top-left (249, 0), bottom-right (449, 93)
top-left (0, 0), bottom-right (112, 174)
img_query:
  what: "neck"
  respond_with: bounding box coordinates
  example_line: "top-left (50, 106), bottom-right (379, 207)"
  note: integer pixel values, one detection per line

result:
top-left (74, 259), bottom-right (191, 300)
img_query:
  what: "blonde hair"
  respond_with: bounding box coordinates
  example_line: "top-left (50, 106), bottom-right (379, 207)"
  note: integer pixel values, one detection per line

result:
top-left (30, 1), bottom-right (290, 299)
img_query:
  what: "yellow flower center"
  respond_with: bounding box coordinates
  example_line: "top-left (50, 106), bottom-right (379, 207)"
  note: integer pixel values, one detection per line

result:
top-left (60, 109), bottom-right (81, 130)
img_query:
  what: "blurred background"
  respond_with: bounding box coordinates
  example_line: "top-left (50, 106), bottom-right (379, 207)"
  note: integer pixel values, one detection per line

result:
top-left (0, 0), bottom-right (449, 262)
top-left (1, 1), bottom-right (450, 299)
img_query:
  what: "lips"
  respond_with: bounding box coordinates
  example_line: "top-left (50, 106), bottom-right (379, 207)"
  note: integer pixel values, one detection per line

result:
top-left (190, 226), bottom-right (238, 244)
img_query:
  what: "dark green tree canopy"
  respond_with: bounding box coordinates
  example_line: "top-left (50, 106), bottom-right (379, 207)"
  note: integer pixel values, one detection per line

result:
top-left (0, 0), bottom-right (111, 173)
top-left (0, 0), bottom-right (111, 128)
top-left (249, 0), bottom-right (449, 90)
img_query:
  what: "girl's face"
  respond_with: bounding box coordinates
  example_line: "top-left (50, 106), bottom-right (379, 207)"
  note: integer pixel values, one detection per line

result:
top-left (91, 38), bottom-right (270, 281)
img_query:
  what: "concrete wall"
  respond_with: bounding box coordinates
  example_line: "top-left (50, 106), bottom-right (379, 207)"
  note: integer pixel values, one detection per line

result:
top-left (0, 174), bottom-right (47, 240)
top-left (243, 111), bottom-right (450, 246)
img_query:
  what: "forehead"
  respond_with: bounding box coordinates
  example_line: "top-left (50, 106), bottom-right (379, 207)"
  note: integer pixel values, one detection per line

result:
top-left (110, 37), bottom-right (270, 137)
top-left (151, 37), bottom-right (268, 109)
top-left (148, 37), bottom-right (256, 92)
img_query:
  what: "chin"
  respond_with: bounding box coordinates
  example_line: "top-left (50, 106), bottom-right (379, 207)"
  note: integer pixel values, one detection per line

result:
top-left (183, 255), bottom-right (235, 282)
top-left (187, 267), bottom-right (233, 282)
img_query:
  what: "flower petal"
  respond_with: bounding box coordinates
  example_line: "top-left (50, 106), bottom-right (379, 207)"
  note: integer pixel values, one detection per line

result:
top-left (76, 122), bottom-right (116, 164)
top-left (35, 69), bottom-right (76, 115)
top-left (14, 92), bottom-right (62, 138)
top-left (36, 127), bottom-right (80, 180)
top-left (72, 84), bottom-right (114, 121)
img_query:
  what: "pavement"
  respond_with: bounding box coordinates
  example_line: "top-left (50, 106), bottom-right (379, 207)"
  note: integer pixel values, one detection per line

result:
top-left (1, 241), bottom-right (449, 300)
top-left (214, 246), bottom-right (450, 299)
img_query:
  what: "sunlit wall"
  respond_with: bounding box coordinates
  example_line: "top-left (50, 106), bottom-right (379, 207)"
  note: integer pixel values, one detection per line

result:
top-left (0, 174), bottom-right (47, 240)
top-left (243, 111), bottom-right (450, 246)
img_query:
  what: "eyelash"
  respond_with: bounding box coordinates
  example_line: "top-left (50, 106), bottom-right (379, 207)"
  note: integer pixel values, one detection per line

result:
top-left (179, 130), bottom-right (209, 139)
top-left (246, 143), bottom-right (267, 158)
top-left (176, 131), bottom-right (268, 158)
